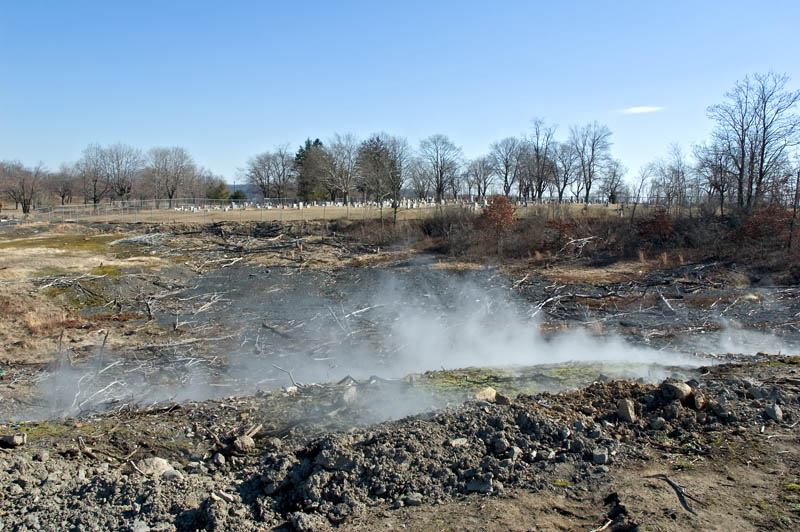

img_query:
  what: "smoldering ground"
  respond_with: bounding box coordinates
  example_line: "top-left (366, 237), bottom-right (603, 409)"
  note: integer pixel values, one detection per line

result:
top-left (19, 259), bottom-right (797, 421)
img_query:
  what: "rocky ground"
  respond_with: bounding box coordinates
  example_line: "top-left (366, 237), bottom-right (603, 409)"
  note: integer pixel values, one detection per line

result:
top-left (1, 220), bottom-right (799, 531)
top-left (0, 357), bottom-right (799, 531)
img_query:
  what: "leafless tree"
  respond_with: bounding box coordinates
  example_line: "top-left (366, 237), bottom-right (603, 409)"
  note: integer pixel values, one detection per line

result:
top-left (243, 152), bottom-right (272, 199)
top-left (50, 163), bottom-right (78, 205)
top-left (652, 143), bottom-right (689, 210)
top-left (569, 122), bottom-right (612, 203)
top-left (356, 133), bottom-right (410, 220)
top-left (147, 147), bottom-right (195, 207)
top-left (408, 157), bottom-right (431, 200)
top-left (270, 144), bottom-right (296, 200)
top-left (467, 156), bottom-right (493, 201)
top-left (1, 161), bottom-right (46, 213)
top-left (489, 137), bottom-right (520, 198)
top-left (599, 158), bottom-right (626, 204)
top-left (419, 134), bottom-right (462, 203)
top-left (321, 133), bottom-right (359, 204)
top-left (102, 143), bottom-right (144, 200)
top-left (76, 144), bottom-right (109, 206)
top-left (552, 142), bottom-right (577, 203)
top-left (708, 72), bottom-right (800, 210)
top-left (694, 141), bottom-right (732, 215)
top-left (526, 119), bottom-right (557, 201)
top-left (629, 164), bottom-right (652, 223)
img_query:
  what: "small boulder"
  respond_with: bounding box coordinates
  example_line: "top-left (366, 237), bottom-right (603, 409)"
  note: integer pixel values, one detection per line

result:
top-left (688, 390), bottom-right (707, 410)
top-left (649, 417), bottom-right (666, 430)
top-left (661, 379), bottom-right (692, 401)
top-left (591, 447), bottom-right (609, 465)
top-left (136, 457), bottom-right (174, 478)
top-left (404, 492), bottom-right (424, 506)
top-left (291, 511), bottom-right (330, 532)
top-left (617, 399), bottom-right (637, 423)
top-left (475, 387), bottom-right (497, 402)
top-left (0, 434), bottom-right (27, 448)
top-left (448, 438), bottom-right (468, 448)
top-left (765, 404), bottom-right (783, 422)
top-left (233, 435), bottom-right (255, 453)
top-left (495, 393), bottom-right (512, 405)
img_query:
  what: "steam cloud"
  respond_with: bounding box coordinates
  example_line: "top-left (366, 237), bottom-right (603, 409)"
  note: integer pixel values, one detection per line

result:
top-left (19, 263), bottom-right (791, 422)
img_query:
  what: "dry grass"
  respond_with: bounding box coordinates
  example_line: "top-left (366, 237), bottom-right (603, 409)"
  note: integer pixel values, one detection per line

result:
top-left (22, 310), bottom-right (81, 335)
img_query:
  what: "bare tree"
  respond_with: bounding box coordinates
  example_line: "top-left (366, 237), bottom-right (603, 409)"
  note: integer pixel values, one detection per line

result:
top-left (243, 152), bottom-right (273, 200)
top-left (76, 144), bottom-right (109, 206)
top-left (489, 137), bottom-right (520, 198)
top-left (50, 163), bottom-right (77, 205)
top-left (527, 119), bottom-right (557, 201)
top-left (419, 134), bottom-right (462, 203)
top-left (467, 156), bottom-right (493, 201)
top-left (708, 72), bottom-right (800, 210)
top-left (321, 133), bottom-right (359, 204)
top-left (102, 143), bottom-right (144, 201)
top-left (552, 142), bottom-right (577, 203)
top-left (629, 164), bottom-right (652, 223)
top-left (270, 144), bottom-right (296, 200)
top-left (751, 72), bottom-right (800, 206)
top-left (569, 122), bottom-right (612, 203)
top-left (1, 161), bottom-right (46, 213)
top-left (147, 147), bottom-right (195, 207)
top-left (408, 157), bottom-right (431, 200)
top-left (694, 141), bottom-right (732, 215)
top-left (651, 143), bottom-right (689, 210)
top-left (599, 158), bottom-right (626, 204)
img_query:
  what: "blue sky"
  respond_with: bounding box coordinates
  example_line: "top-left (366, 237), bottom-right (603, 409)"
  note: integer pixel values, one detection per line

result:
top-left (1, 1), bottom-right (798, 180)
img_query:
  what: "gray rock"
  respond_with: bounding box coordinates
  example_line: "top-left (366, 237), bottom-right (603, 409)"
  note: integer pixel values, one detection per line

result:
top-left (136, 457), bottom-right (175, 478)
top-left (765, 404), bottom-right (783, 422)
top-left (213, 453), bottom-right (226, 467)
top-left (466, 476), bottom-right (493, 493)
top-left (448, 438), bottom-right (468, 448)
top-left (491, 435), bottom-right (509, 454)
top-left (0, 434), bottom-right (27, 448)
top-left (404, 492), bottom-right (424, 506)
top-left (507, 446), bottom-right (523, 462)
top-left (291, 511), bottom-right (330, 531)
top-left (617, 399), bottom-right (637, 423)
top-left (649, 417), bottom-right (666, 430)
top-left (233, 435), bottom-right (255, 453)
top-left (131, 519), bottom-right (150, 532)
top-left (661, 379), bottom-right (692, 401)
top-left (591, 447), bottom-right (609, 465)
top-left (161, 469), bottom-right (183, 481)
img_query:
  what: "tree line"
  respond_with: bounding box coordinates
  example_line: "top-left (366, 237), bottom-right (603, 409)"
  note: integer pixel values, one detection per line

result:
top-left (2, 71), bottom-right (798, 216)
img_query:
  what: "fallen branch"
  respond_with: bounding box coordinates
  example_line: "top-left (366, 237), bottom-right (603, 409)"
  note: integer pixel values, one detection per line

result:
top-left (644, 474), bottom-right (701, 515)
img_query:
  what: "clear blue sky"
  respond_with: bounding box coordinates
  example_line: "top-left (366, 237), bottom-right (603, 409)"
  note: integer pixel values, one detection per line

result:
top-left (1, 1), bottom-right (798, 180)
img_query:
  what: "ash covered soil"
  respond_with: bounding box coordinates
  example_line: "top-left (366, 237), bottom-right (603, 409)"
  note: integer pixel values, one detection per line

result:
top-left (1, 221), bottom-right (799, 531)
top-left (1, 360), bottom-right (800, 531)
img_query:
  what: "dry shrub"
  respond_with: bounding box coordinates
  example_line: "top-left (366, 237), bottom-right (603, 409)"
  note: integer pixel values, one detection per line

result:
top-left (478, 196), bottom-right (516, 237)
top-left (637, 208), bottom-right (673, 244)
top-left (0, 295), bottom-right (26, 316)
top-left (739, 204), bottom-right (792, 250)
top-left (477, 196), bottom-right (516, 254)
top-left (23, 310), bottom-right (80, 335)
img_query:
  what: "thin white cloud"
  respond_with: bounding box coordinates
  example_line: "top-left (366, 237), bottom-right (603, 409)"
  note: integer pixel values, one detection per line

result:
top-left (621, 106), bottom-right (664, 114)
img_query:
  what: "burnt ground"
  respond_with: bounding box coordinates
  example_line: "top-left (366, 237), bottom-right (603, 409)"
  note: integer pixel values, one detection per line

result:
top-left (0, 221), bottom-right (799, 531)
